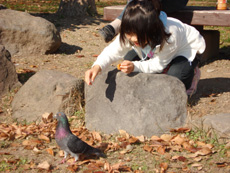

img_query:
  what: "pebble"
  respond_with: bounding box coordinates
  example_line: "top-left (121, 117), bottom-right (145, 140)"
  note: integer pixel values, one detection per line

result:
top-left (207, 69), bottom-right (215, 73)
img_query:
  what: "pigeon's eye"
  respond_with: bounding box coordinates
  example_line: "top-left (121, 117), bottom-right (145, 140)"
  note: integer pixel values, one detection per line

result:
top-left (58, 113), bottom-right (61, 116)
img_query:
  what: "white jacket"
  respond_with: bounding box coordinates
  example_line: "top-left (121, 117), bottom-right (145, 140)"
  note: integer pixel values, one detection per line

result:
top-left (93, 17), bottom-right (206, 73)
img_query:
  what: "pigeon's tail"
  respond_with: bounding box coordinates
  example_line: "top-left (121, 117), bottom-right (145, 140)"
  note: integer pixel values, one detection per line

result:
top-left (90, 147), bottom-right (106, 158)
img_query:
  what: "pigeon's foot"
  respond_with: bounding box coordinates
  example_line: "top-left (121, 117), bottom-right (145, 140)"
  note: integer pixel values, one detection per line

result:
top-left (60, 158), bottom-right (66, 164)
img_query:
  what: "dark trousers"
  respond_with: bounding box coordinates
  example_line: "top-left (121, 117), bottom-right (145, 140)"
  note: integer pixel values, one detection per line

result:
top-left (167, 56), bottom-right (198, 90)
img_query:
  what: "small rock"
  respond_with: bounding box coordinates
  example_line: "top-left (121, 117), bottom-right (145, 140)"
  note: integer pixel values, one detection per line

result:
top-left (207, 69), bottom-right (215, 73)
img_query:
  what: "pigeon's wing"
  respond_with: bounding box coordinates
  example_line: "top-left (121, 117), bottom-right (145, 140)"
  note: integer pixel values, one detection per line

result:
top-left (67, 134), bottom-right (90, 154)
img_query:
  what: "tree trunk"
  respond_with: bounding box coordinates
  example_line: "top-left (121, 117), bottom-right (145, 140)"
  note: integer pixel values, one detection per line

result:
top-left (57, 0), bottom-right (97, 17)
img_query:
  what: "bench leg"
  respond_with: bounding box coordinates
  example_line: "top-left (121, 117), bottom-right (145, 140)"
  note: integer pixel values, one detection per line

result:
top-left (200, 30), bottom-right (220, 64)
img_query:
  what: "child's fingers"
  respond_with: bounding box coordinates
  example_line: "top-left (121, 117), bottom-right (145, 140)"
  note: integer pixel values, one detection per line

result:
top-left (85, 70), bottom-right (92, 85)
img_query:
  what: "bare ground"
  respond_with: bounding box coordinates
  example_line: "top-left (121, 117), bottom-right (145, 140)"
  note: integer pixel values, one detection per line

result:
top-left (0, 14), bottom-right (230, 172)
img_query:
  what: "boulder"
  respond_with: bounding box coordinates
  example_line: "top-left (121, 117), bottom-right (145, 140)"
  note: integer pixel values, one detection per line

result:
top-left (190, 113), bottom-right (230, 139)
top-left (85, 67), bottom-right (188, 137)
top-left (0, 9), bottom-right (61, 56)
top-left (12, 70), bottom-right (84, 122)
top-left (0, 45), bottom-right (20, 96)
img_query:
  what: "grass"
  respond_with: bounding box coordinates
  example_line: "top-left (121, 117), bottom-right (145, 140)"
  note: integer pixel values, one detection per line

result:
top-left (0, 0), bottom-right (60, 13)
top-left (0, 157), bottom-right (28, 172)
top-left (186, 127), bottom-right (230, 158)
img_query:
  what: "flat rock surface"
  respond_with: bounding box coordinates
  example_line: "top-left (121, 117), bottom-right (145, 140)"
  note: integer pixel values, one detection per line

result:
top-left (85, 67), bottom-right (188, 137)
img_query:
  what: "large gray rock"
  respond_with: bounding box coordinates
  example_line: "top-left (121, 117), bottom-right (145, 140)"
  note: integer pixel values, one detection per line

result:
top-left (0, 45), bottom-right (20, 96)
top-left (0, 9), bottom-right (61, 56)
top-left (12, 70), bottom-right (84, 122)
top-left (190, 113), bottom-right (230, 139)
top-left (85, 67), bottom-right (188, 137)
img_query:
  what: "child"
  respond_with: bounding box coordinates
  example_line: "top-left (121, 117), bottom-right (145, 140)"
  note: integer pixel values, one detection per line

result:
top-left (99, 0), bottom-right (189, 43)
top-left (85, 0), bottom-right (205, 96)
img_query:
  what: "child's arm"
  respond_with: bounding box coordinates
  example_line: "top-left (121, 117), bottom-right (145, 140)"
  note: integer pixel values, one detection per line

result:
top-left (85, 35), bottom-right (131, 85)
top-left (93, 35), bottom-right (131, 71)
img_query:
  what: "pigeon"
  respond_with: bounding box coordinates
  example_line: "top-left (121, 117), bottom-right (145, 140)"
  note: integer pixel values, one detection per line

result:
top-left (54, 112), bottom-right (106, 163)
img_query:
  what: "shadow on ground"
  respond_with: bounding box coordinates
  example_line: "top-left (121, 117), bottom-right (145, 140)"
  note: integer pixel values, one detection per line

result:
top-left (200, 45), bottom-right (230, 66)
top-left (56, 42), bottom-right (82, 55)
top-left (188, 77), bottom-right (230, 106)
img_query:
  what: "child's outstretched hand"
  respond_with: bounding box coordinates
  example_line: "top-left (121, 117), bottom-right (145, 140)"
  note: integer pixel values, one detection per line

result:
top-left (118, 60), bottom-right (134, 74)
top-left (85, 65), bottom-right (101, 85)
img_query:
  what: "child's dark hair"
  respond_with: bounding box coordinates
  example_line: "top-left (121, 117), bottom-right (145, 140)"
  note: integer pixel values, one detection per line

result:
top-left (120, 0), bottom-right (171, 50)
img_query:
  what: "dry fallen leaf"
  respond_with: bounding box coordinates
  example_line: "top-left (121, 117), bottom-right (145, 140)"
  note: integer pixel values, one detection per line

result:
top-left (129, 136), bottom-right (140, 144)
top-left (225, 142), bottom-right (230, 149)
top-left (104, 161), bottom-right (112, 171)
top-left (170, 127), bottom-right (191, 133)
top-left (177, 156), bottom-right (187, 162)
top-left (30, 65), bottom-right (38, 68)
top-left (22, 139), bottom-right (42, 146)
top-left (92, 32), bottom-right (99, 37)
top-left (0, 152), bottom-right (10, 155)
top-left (196, 141), bottom-right (206, 146)
top-left (151, 135), bottom-right (162, 141)
top-left (119, 130), bottom-right (130, 139)
top-left (42, 112), bottom-right (53, 123)
top-left (216, 162), bottom-right (230, 167)
top-left (157, 146), bottom-right (166, 155)
top-left (67, 164), bottom-right (79, 172)
top-left (46, 148), bottom-right (54, 156)
top-left (111, 162), bottom-right (132, 171)
top-left (136, 135), bottom-right (145, 142)
top-left (76, 55), bottom-right (85, 58)
top-left (17, 68), bottom-right (35, 74)
top-left (171, 155), bottom-right (180, 160)
top-left (226, 150), bottom-right (230, 157)
top-left (160, 162), bottom-right (168, 172)
top-left (143, 145), bottom-right (153, 153)
top-left (59, 150), bottom-right (64, 157)
top-left (171, 135), bottom-right (186, 145)
top-left (38, 134), bottom-right (50, 142)
top-left (92, 131), bottom-right (102, 142)
top-left (33, 147), bottom-right (41, 154)
top-left (160, 134), bottom-right (173, 142)
top-left (37, 161), bottom-right (51, 170)
top-left (195, 147), bottom-right (212, 156)
top-left (194, 156), bottom-right (202, 162)
top-left (191, 163), bottom-right (202, 167)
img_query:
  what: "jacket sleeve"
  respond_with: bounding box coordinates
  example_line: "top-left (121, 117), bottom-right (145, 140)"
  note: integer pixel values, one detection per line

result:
top-left (92, 35), bottom-right (132, 71)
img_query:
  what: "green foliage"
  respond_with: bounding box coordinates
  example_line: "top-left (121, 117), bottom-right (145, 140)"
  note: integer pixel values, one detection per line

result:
top-left (0, 161), bottom-right (12, 172)
top-left (0, 0), bottom-right (60, 13)
top-left (186, 127), bottom-right (229, 157)
top-left (0, 157), bottom-right (28, 172)
top-left (95, 1), bottom-right (126, 8)
top-left (73, 110), bottom-right (85, 120)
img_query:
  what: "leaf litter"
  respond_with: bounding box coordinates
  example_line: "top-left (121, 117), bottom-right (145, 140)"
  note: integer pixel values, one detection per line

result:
top-left (0, 113), bottom-right (229, 172)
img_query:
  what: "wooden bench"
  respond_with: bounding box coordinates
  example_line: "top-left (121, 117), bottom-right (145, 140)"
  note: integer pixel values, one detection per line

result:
top-left (103, 6), bottom-right (230, 63)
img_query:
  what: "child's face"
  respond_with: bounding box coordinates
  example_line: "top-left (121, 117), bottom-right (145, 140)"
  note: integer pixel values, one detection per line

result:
top-left (125, 33), bottom-right (147, 48)
top-left (125, 34), bottom-right (140, 47)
